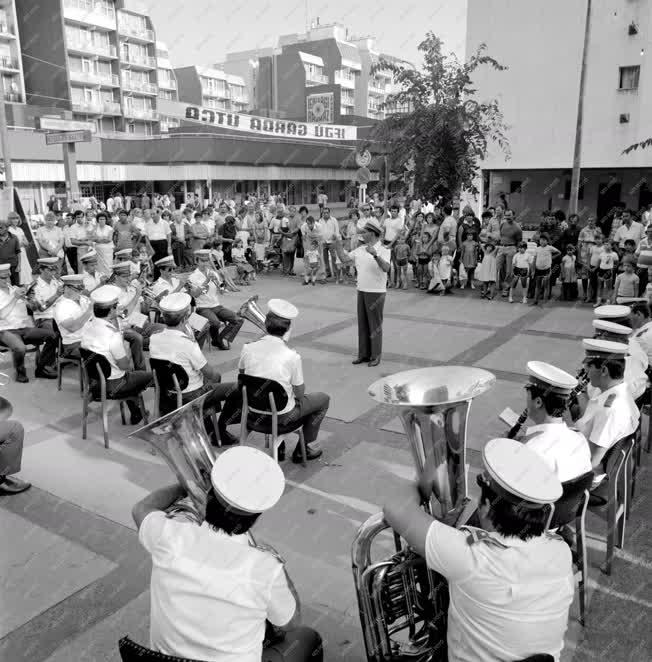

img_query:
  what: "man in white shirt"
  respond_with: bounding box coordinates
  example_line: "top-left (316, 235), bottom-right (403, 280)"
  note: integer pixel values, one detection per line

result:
top-left (80, 250), bottom-right (105, 293)
top-left (81, 285), bottom-right (152, 425)
top-left (437, 203), bottom-right (458, 244)
top-left (144, 210), bottom-right (172, 277)
top-left (219, 299), bottom-right (329, 463)
top-left (31, 257), bottom-right (64, 337)
top-left (132, 446), bottom-right (323, 662)
top-left (187, 249), bottom-right (243, 350)
top-left (518, 361), bottom-right (592, 482)
top-left (383, 437), bottom-right (573, 662)
top-left (53, 274), bottom-right (93, 358)
top-left (0, 263), bottom-right (57, 382)
top-left (613, 208), bottom-right (644, 249)
top-left (383, 204), bottom-right (405, 246)
top-left (334, 219), bottom-right (391, 366)
top-left (317, 190), bottom-right (327, 214)
top-left (318, 208), bottom-right (340, 280)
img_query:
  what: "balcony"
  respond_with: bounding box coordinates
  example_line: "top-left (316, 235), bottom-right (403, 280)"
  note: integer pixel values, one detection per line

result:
top-left (4, 92), bottom-right (22, 103)
top-left (230, 90), bottom-right (249, 104)
top-left (70, 69), bottom-right (120, 86)
top-left (0, 55), bottom-right (19, 71)
top-left (158, 77), bottom-right (177, 90)
top-left (160, 120), bottom-right (180, 133)
top-left (121, 52), bottom-right (157, 68)
top-left (341, 95), bottom-right (355, 107)
top-left (123, 107), bottom-right (158, 120)
top-left (118, 22), bottom-right (155, 43)
top-left (0, 22), bottom-right (16, 39)
top-left (63, 0), bottom-right (117, 31)
top-left (368, 81), bottom-right (388, 95)
top-left (202, 85), bottom-right (229, 99)
top-left (122, 79), bottom-right (158, 95)
top-left (72, 100), bottom-right (122, 114)
top-left (305, 70), bottom-right (328, 85)
top-left (66, 36), bottom-right (117, 58)
top-left (334, 71), bottom-right (355, 89)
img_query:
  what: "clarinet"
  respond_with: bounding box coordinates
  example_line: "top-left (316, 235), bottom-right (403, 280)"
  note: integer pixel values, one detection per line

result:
top-left (507, 409), bottom-right (529, 439)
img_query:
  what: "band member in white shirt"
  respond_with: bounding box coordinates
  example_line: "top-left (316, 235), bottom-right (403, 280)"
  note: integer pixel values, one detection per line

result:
top-left (80, 250), bottom-right (106, 293)
top-left (149, 292), bottom-right (238, 445)
top-left (81, 285), bottom-right (152, 425)
top-left (54, 274), bottom-right (93, 358)
top-left (333, 218), bottom-right (391, 367)
top-left (149, 256), bottom-right (183, 299)
top-left (629, 299), bottom-right (652, 367)
top-left (0, 263), bottom-right (57, 382)
top-left (30, 257), bottom-right (63, 336)
top-left (518, 361), bottom-right (592, 482)
top-left (383, 437), bottom-right (573, 662)
top-left (187, 249), bottom-right (243, 350)
top-left (133, 446), bottom-right (323, 662)
top-left (219, 299), bottom-right (329, 463)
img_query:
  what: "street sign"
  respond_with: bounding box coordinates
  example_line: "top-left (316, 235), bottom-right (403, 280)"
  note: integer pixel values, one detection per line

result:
top-left (355, 149), bottom-right (372, 168)
top-left (36, 117), bottom-right (96, 133)
top-left (356, 166), bottom-right (371, 184)
top-left (45, 130), bottom-right (92, 145)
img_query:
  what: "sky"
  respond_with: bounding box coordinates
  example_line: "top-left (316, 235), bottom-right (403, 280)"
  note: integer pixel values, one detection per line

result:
top-left (145, 0), bottom-right (468, 71)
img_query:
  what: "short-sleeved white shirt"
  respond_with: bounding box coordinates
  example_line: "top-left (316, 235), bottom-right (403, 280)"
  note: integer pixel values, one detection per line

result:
top-left (81, 317), bottom-right (127, 379)
top-left (576, 382), bottom-right (639, 449)
top-left (33, 276), bottom-right (61, 320)
top-left (383, 215), bottom-right (405, 242)
top-left (188, 268), bottom-right (221, 308)
top-left (149, 328), bottom-right (207, 393)
top-left (139, 512), bottom-right (295, 662)
top-left (145, 219), bottom-right (171, 242)
top-left (633, 320), bottom-right (652, 364)
top-left (425, 521), bottom-right (574, 662)
top-left (523, 421), bottom-right (592, 482)
top-left (82, 270), bottom-right (102, 293)
top-left (350, 242), bottom-right (391, 293)
top-left (238, 335), bottom-right (303, 414)
top-left (0, 286), bottom-right (33, 331)
top-left (54, 295), bottom-right (91, 345)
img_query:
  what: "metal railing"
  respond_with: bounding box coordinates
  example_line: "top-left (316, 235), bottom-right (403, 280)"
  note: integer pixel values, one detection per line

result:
top-left (334, 71), bottom-right (355, 87)
top-left (123, 107), bottom-right (158, 120)
top-left (72, 100), bottom-right (121, 114)
top-left (158, 77), bottom-right (177, 89)
top-left (67, 36), bottom-right (117, 57)
top-left (0, 55), bottom-right (18, 70)
top-left (202, 85), bottom-right (229, 98)
top-left (341, 95), bottom-right (355, 106)
top-left (122, 52), bottom-right (156, 67)
top-left (70, 69), bottom-right (120, 86)
top-left (63, 0), bottom-right (116, 20)
top-left (305, 71), bottom-right (328, 84)
top-left (122, 79), bottom-right (158, 94)
top-left (118, 22), bottom-right (155, 42)
top-left (4, 92), bottom-right (22, 102)
top-left (368, 81), bottom-right (387, 95)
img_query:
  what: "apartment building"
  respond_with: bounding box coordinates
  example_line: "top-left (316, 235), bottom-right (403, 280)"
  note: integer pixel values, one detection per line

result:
top-left (16, 0), bottom-right (159, 135)
top-left (174, 65), bottom-right (249, 113)
top-left (0, 0), bottom-right (25, 104)
top-left (220, 47), bottom-right (274, 115)
top-left (467, 0), bottom-right (652, 222)
top-left (156, 40), bottom-right (179, 133)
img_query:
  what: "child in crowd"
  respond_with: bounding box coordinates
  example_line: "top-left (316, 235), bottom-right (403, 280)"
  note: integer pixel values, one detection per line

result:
top-left (477, 241), bottom-right (497, 299)
top-left (211, 240), bottom-right (225, 269)
top-left (393, 232), bottom-right (411, 289)
top-left (416, 232), bottom-right (432, 289)
top-left (245, 238), bottom-right (257, 281)
top-left (532, 233), bottom-right (561, 305)
top-left (621, 239), bottom-right (637, 269)
top-left (438, 245), bottom-right (455, 295)
top-left (210, 239), bottom-right (239, 292)
top-left (459, 231), bottom-right (479, 289)
top-left (613, 256), bottom-right (639, 303)
top-left (427, 252), bottom-right (444, 294)
top-left (560, 244), bottom-right (577, 301)
top-left (306, 240), bottom-right (320, 285)
top-left (509, 241), bottom-right (531, 304)
top-left (231, 237), bottom-right (254, 285)
top-left (588, 233), bottom-right (605, 303)
top-left (595, 240), bottom-right (618, 306)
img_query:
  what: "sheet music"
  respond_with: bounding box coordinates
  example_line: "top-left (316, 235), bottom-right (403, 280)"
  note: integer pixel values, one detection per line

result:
top-left (188, 312), bottom-right (208, 332)
top-left (499, 407), bottom-right (520, 428)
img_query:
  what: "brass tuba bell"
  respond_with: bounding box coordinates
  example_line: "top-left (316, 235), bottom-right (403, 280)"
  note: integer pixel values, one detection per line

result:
top-left (238, 294), bottom-right (267, 333)
top-left (129, 392), bottom-right (216, 523)
top-left (352, 366), bottom-right (495, 661)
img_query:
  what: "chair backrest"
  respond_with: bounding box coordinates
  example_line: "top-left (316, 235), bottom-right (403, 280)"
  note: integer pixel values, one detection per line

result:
top-left (601, 433), bottom-right (634, 475)
top-left (79, 347), bottom-right (112, 386)
top-left (150, 358), bottom-right (189, 394)
top-left (238, 373), bottom-right (288, 414)
top-left (550, 470), bottom-right (594, 529)
top-left (118, 636), bottom-right (211, 662)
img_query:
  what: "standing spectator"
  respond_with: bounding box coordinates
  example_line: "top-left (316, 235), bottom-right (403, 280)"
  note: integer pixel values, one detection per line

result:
top-left (635, 224), bottom-right (652, 296)
top-left (477, 240), bottom-right (497, 299)
top-left (301, 215), bottom-right (324, 285)
top-left (113, 210), bottom-right (137, 252)
top-left (595, 240), bottom-right (618, 306)
top-left (613, 209), bottom-right (644, 249)
top-left (144, 211), bottom-right (172, 277)
top-left (7, 212), bottom-right (31, 286)
top-left (47, 194), bottom-right (63, 213)
top-left (613, 257), bottom-right (639, 303)
top-left (479, 210), bottom-right (500, 245)
top-left (219, 215), bottom-right (237, 263)
top-left (190, 212), bottom-right (209, 253)
top-left (560, 245), bottom-right (578, 301)
top-left (531, 234), bottom-right (561, 306)
top-left (317, 189), bottom-right (328, 215)
top-left (642, 202), bottom-right (652, 228)
top-left (436, 204), bottom-right (457, 244)
top-left (559, 213), bottom-right (580, 249)
top-left (69, 211), bottom-right (92, 273)
top-left (113, 192), bottom-right (123, 211)
top-left (141, 192), bottom-right (151, 210)
top-left (280, 206), bottom-right (300, 276)
top-left (35, 212), bottom-right (64, 260)
top-left (577, 215), bottom-right (598, 302)
top-left (214, 202), bottom-right (228, 232)
top-left (62, 214), bottom-right (76, 274)
top-left (318, 208), bottom-right (340, 280)
top-left (0, 220), bottom-right (21, 286)
top-left (252, 211), bottom-right (270, 271)
top-left (170, 210), bottom-right (190, 268)
top-left (495, 209), bottom-right (522, 296)
top-left (459, 231), bottom-right (479, 289)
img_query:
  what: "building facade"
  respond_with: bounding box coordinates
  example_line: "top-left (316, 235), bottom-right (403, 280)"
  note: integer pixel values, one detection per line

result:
top-left (0, 0), bottom-right (25, 104)
top-left (16, 0), bottom-right (161, 135)
top-left (156, 40), bottom-right (179, 133)
top-left (174, 65), bottom-right (249, 114)
top-left (467, 0), bottom-right (652, 223)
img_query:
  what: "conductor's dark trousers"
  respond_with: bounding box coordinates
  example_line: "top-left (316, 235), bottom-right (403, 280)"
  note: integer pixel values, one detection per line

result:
top-left (357, 290), bottom-right (385, 360)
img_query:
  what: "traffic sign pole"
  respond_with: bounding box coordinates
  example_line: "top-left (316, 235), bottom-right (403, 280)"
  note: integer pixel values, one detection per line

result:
top-left (62, 142), bottom-right (80, 204)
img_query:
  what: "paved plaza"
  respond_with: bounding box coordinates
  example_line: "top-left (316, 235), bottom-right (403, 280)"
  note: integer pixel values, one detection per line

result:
top-left (1, 276), bottom-right (651, 662)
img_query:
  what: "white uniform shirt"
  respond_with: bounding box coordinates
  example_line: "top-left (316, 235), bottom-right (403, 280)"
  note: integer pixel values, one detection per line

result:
top-left (0, 286), bottom-right (33, 331)
top-left (425, 521), bottom-right (574, 662)
top-left (383, 215), bottom-right (405, 243)
top-left (82, 270), bottom-right (102, 292)
top-left (188, 269), bottom-right (220, 308)
top-left (523, 421), bottom-right (592, 482)
top-left (633, 320), bottom-right (652, 364)
top-left (626, 338), bottom-right (648, 399)
top-left (54, 295), bottom-right (91, 345)
top-left (81, 317), bottom-right (127, 380)
top-left (149, 328), bottom-right (206, 393)
top-left (33, 276), bottom-right (62, 320)
top-left (576, 382), bottom-right (639, 449)
top-left (350, 242), bottom-right (392, 293)
top-left (145, 219), bottom-right (171, 242)
top-left (139, 512), bottom-right (295, 662)
top-left (151, 276), bottom-right (180, 298)
top-left (238, 335), bottom-right (303, 414)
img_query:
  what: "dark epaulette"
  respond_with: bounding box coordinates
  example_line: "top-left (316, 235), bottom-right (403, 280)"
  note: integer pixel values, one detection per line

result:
top-left (460, 526), bottom-right (509, 549)
top-left (604, 393), bottom-right (616, 408)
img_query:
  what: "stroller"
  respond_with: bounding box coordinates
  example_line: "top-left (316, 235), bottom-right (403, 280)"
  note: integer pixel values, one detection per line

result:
top-left (263, 243), bottom-right (282, 271)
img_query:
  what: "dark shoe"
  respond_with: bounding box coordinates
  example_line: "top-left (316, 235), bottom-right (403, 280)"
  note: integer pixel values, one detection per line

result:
top-left (130, 408), bottom-right (147, 426)
top-left (0, 476), bottom-right (32, 495)
top-left (292, 444), bottom-right (322, 463)
top-left (589, 493), bottom-right (608, 508)
top-left (277, 441), bottom-right (286, 461)
top-left (212, 338), bottom-right (230, 350)
top-left (302, 280), bottom-right (310, 285)
top-left (352, 357), bottom-right (370, 365)
top-left (35, 367), bottom-right (57, 379)
top-left (15, 372), bottom-right (29, 384)
top-left (368, 358), bottom-right (381, 367)
top-left (219, 430), bottom-right (239, 446)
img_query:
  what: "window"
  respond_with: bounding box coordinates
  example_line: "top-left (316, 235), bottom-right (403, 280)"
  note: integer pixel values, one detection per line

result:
top-left (159, 89), bottom-right (173, 100)
top-left (510, 181), bottom-right (523, 194)
top-left (619, 65), bottom-right (640, 90)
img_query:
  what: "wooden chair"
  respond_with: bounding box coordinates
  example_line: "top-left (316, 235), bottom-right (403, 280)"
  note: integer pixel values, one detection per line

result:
top-left (549, 471), bottom-right (594, 626)
top-left (149, 358), bottom-right (220, 445)
top-left (119, 636), bottom-right (210, 662)
top-left (238, 374), bottom-right (307, 466)
top-left (80, 348), bottom-right (149, 449)
top-left (52, 319), bottom-right (82, 393)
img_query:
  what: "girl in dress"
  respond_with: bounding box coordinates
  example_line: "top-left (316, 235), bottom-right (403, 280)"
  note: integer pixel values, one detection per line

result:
top-left (92, 212), bottom-right (115, 275)
top-left (560, 244), bottom-right (577, 301)
top-left (477, 241), bottom-right (497, 299)
top-left (7, 211), bottom-right (32, 285)
top-left (231, 238), bottom-right (255, 285)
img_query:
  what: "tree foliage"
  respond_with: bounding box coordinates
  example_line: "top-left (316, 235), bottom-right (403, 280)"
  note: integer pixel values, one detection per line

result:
top-left (368, 32), bottom-right (510, 200)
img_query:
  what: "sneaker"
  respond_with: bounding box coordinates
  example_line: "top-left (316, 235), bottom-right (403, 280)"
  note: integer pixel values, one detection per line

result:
top-left (471, 283), bottom-right (475, 289)
top-left (508, 296), bottom-right (513, 303)
top-left (522, 297), bottom-right (527, 304)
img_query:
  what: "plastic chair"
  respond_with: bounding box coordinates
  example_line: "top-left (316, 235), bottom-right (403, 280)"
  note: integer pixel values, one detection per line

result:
top-left (52, 319), bottom-right (83, 393)
top-left (119, 636), bottom-right (210, 662)
top-left (80, 348), bottom-right (149, 449)
top-left (149, 358), bottom-right (220, 445)
top-left (550, 470), bottom-right (593, 627)
top-left (238, 374), bottom-right (307, 466)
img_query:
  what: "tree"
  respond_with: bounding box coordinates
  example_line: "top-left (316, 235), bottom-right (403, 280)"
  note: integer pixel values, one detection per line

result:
top-left (368, 32), bottom-right (510, 202)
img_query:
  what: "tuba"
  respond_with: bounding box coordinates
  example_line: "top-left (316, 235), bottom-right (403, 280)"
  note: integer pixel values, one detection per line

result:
top-left (129, 393), bottom-right (216, 523)
top-left (352, 366), bottom-right (495, 662)
top-left (238, 294), bottom-right (267, 333)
